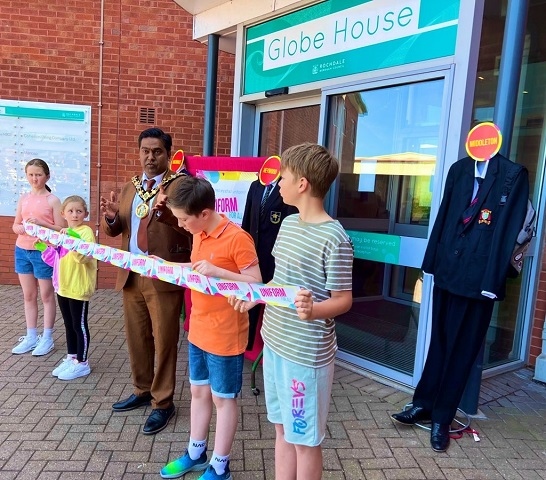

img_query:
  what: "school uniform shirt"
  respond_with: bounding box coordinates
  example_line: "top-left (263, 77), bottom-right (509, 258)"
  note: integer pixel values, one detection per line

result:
top-left (422, 154), bottom-right (529, 301)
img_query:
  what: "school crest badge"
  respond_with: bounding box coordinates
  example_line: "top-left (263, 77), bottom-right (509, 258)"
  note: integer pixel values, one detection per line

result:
top-left (270, 211), bottom-right (281, 224)
top-left (478, 209), bottom-right (492, 225)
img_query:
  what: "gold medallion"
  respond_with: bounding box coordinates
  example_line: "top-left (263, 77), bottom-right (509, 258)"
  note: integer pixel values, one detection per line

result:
top-left (131, 172), bottom-right (188, 220)
top-left (135, 202), bottom-right (150, 219)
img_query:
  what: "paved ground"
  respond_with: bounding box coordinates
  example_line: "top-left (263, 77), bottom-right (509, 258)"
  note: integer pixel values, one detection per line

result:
top-left (0, 285), bottom-right (545, 480)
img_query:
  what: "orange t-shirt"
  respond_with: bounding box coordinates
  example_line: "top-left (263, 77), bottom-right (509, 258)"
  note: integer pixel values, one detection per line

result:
top-left (188, 215), bottom-right (258, 356)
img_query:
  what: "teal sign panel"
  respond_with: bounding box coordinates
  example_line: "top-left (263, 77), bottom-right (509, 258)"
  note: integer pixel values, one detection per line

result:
top-left (346, 230), bottom-right (401, 264)
top-left (0, 106), bottom-right (85, 121)
top-left (244, 0), bottom-right (460, 94)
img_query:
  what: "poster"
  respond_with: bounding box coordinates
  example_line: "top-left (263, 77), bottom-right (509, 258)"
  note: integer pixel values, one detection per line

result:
top-left (185, 156), bottom-right (267, 226)
top-left (0, 99), bottom-right (91, 217)
top-left (197, 170), bottom-right (258, 225)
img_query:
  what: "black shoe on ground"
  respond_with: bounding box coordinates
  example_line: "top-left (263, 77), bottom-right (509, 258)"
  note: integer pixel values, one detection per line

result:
top-left (430, 422), bottom-right (450, 452)
top-left (391, 406), bottom-right (431, 425)
top-left (112, 393), bottom-right (152, 412)
top-left (142, 404), bottom-right (175, 435)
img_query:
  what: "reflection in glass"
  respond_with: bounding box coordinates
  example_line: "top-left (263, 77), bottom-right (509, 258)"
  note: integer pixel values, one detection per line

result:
top-left (472, 0), bottom-right (544, 369)
top-left (397, 175), bottom-right (433, 226)
top-left (258, 105), bottom-right (320, 156)
top-left (327, 79), bottom-right (445, 375)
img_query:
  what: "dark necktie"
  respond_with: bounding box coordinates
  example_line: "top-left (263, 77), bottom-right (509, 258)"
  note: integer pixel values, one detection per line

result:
top-left (260, 183), bottom-right (274, 217)
top-left (137, 178), bottom-right (155, 252)
top-left (462, 177), bottom-right (483, 225)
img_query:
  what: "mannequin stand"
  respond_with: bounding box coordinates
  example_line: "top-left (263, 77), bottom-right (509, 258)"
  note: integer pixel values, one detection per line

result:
top-left (403, 403), bottom-right (471, 433)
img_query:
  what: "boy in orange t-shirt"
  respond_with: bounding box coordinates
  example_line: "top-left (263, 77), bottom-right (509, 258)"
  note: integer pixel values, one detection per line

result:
top-left (160, 176), bottom-right (261, 480)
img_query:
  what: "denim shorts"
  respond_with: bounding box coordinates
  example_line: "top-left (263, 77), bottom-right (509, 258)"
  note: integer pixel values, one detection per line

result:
top-left (188, 341), bottom-right (244, 399)
top-left (263, 345), bottom-right (334, 447)
top-left (14, 246), bottom-right (53, 280)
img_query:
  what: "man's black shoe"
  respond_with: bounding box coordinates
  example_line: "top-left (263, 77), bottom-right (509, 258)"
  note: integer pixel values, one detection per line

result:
top-left (430, 422), bottom-right (450, 452)
top-left (142, 405), bottom-right (175, 435)
top-left (391, 406), bottom-right (431, 425)
top-left (112, 393), bottom-right (152, 412)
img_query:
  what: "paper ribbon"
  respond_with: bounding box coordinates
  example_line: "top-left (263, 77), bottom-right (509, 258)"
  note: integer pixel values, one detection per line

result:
top-left (25, 223), bottom-right (298, 309)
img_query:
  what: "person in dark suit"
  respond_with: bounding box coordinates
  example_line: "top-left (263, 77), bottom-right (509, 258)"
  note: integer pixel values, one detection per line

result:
top-left (241, 179), bottom-right (298, 349)
top-left (391, 153), bottom-right (529, 452)
top-left (100, 128), bottom-right (192, 435)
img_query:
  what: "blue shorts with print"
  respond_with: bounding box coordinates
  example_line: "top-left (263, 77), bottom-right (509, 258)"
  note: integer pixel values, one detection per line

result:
top-left (188, 342), bottom-right (244, 399)
top-left (14, 246), bottom-right (53, 280)
top-left (263, 345), bottom-right (335, 447)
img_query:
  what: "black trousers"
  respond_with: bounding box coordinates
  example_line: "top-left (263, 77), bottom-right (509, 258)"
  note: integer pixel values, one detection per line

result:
top-left (413, 285), bottom-right (495, 424)
top-left (57, 294), bottom-right (90, 362)
top-left (246, 303), bottom-right (263, 350)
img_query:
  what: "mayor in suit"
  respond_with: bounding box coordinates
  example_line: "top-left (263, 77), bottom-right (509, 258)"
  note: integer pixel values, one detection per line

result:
top-left (391, 153), bottom-right (529, 452)
top-left (100, 128), bottom-right (192, 435)
top-left (241, 179), bottom-right (298, 348)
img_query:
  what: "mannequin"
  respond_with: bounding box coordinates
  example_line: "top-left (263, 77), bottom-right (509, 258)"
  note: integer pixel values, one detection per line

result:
top-left (241, 163), bottom-right (298, 350)
top-left (391, 150), bottom-right (529, 452)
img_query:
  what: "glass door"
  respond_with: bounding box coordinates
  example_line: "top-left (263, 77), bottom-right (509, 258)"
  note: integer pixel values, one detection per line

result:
top-left (326, 73), bottom-right (452, 385)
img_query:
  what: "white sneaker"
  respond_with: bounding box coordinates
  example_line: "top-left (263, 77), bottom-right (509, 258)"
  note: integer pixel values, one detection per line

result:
top-left (57, 360), bottom-right (91, 380)
top-left (52, 357), bottom-right (75, 377)
top-left (12, 335), bottom-right (38, 354)
top-left (31, 335), bottom-right (54, 356)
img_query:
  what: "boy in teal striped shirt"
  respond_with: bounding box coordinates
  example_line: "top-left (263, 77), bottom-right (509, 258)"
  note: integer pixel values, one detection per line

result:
top-left (231, 143), bottom-right (353, 480)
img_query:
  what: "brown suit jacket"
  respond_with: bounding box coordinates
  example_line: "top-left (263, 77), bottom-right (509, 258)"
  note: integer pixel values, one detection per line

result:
top-left (101, 170), bottom-right (192, 292)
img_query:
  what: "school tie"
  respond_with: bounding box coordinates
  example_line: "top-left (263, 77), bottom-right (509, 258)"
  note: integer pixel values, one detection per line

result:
top-left (462, 177), bottom-right (483, 225)
top-left (260, 183), bottom-right (274, 217)
top-left (136, 179), bottom-right (155, 253)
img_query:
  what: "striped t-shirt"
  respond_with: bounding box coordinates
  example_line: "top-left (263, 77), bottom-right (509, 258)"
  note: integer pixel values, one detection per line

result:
top-left (261, 214), bottom-right (353, 368)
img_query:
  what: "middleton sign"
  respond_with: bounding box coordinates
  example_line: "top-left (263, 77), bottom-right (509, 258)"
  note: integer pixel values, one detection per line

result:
top-left (244, 0), bottom-right (460, 95)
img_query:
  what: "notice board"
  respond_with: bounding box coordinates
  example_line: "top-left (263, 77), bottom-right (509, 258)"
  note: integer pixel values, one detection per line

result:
top-left (0, 100), bottom-right (91, 216)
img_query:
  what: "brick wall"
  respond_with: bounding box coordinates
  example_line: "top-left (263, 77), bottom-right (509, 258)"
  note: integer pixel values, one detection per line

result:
top-left (1, 0), bottom-right (234, 288)
top-left (517, 135), bottom-right (544, 367)
top-left (530, 238), bottom-right (546, 366)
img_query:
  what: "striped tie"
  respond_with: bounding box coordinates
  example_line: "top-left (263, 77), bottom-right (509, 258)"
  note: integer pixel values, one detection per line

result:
top-left (260, 183), bottom-right (273, 217)
top-left (462, 177), bottom-right (483, 225)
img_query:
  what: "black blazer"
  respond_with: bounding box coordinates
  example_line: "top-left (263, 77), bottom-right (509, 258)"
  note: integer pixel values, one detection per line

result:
top-left (241, 180), bottom-right (298, 283)
top-left (422, 154), bottom-right (529, 301)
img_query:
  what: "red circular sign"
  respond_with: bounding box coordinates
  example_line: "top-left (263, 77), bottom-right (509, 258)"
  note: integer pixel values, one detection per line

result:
top-left (465, 122), bottom-right (502, 161)
top-left (170, 149), bottom-right (185, 172)
top-left (258, 155), bottom-right (281, 185)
